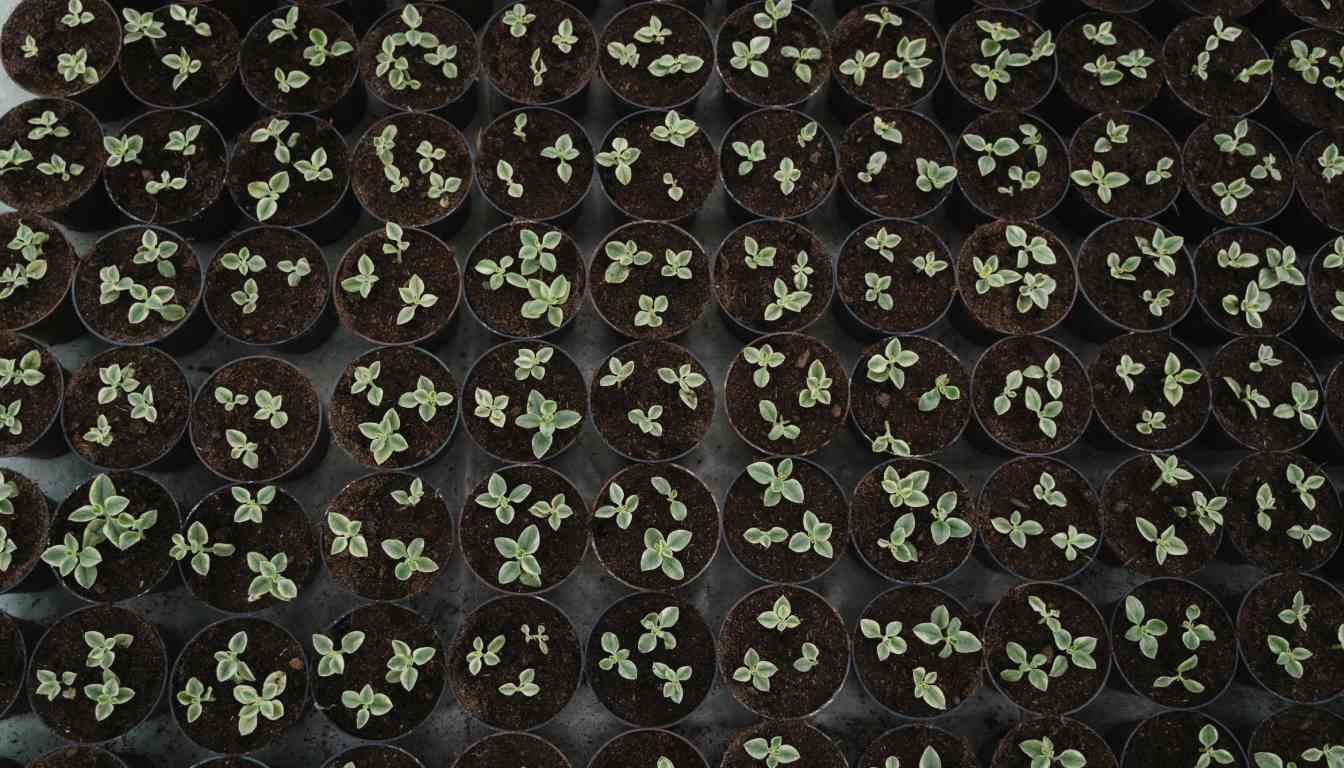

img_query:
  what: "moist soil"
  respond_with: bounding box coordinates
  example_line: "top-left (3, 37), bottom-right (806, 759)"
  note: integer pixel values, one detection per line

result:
top-left (592, 463), bottom-right (718, 588)
top-left (73, 227), bottom-right (201, 344)
top-left (983, 584), bottom-right (1111, 714)
top-left (0, 98), bottom-right (106, 215)
top-left (851, 459), bottom-right (971, 583)
top-left (0, 468), bottom-right (49, 591)
top-left (479, 0), bottom-right (597, 105)
top-left (465, 222), bottom-right (586, 338)
top-left (860, 725), bottom-right (976, 768)
top-left (956, 111), bottom-right (1067, 221)
top-left (598, 110), bottom-right (716, 220)
top-left (446, 596), bottom-right (580, 730)
top-left (991, 717), bottom-right (1117, 768)
top-left (585, 591), bottom-right (715, 725)
top-left (714, 220), bottom-right (830, 334)
top-left (455, 733), bottom-right (569, 768)
top-left (1081, 0), bottom-right (1156, 10)
top-left (323, 471), bottom-right (450, 600)
top-left (1123, 717), bottom-right (1243, 768)
top-left (1089, 332), bottom-right (1210, 451)
top-left (591, 729), bottom-right (705, 768)
top-left (1110, 578), bottom-right (1236, 708)
top-left (1180, 0), bottom-right (1264, 15)
top-left (1195, 229), bottom-right (1302, 335)
top-left (330, 346), bottom-right (457, 469)
top-left (971, 335), bottom-right (1091, 453)
top-left (328, 746), bottom-right (423, 768)
top-left (52, 473), bottom-right (177, 601)
top-left (957, 221), bottom-right (1076, 335)
top-left (590, 221), bottom-right (710, 338)
top-left (119, 4), bottom-right (238, 108)
top-left (723, 721), bottom-right (845, 768)
top-left (476, 108), bottom-right (591, 220)
top-left (944, 10), bottom-right (1055, 111)
top-left (1237, 572), bottom-right (1344, 703)
top-left (1057, 14), bottom-right (1162, 113)
top-left (1070, 111), bottom-right (1181, 218)
top-left (1099, 453), bottom-right (1220, 576)
top-left (227, 114), bottom-right (350, 227)
top-left (205, 227), bottom-right (330, 345)
top-left (104, 110), bottom-right (228, 226)
top-left (334, 225), bottom-right (460, 344)
top-left (721, 108), bottom-right (835, 218)
top-left (973, 457), bottom-right (1102, 580)
top-left (29, 605), bottom-right (165, 743)
top-left (724, 332), bottom-right (849, 455)
top-left (0, 612), bottom-right (23, 715)
top-left (600, 3), bottom-right (712, 108)
top-left (181, 483), bottom-right (316, 612)
top-left (1296, 128), bottom-right (1344, 231)
top-left (1077, 218), bottom-right (1194, 331)
top-left (28, 749), bottom-right (125, 768)
top-left (62, 347), bottom-right (188, 469)
top-left (840, 109), bottom-right (952, 218)
top-left (1251, 707), bottom-right (1344, 764)
top-left (353, 112), bottom-right (471, 226)
top-left (1282, 0), bottom-right (1344, 26)
top-left (1274, 29), bottom-right (1344, 129)
top-left (723, 458), bottom-right (847, 583)
top-left (715, 3), bottom-right (831, 107)
top-left (459, 464), bottom-right (589, 594)
top-left (591, 341), bottom-right (713, 461)
top-left (1310, 238), bottom-right (1344, 343)
top-left (0, 334), bottom-right (61, 457)
top-left (718, 585), bottom-right (849, 719)
top-left (836, 219), bottom-right (954, 334)
top-left (312, 603), bottom-right (445, 739)
top-left (173, 617), bottom-right (307, 754)
top-left (831, 5), bottom-right (942, 108)
top-left (358, 4), bottom-right (479, 112)
top-left (0, 0), bottom-right (120, 97)
top-left (1210, 336), bottom-right (1320, 451)
top-left (849, 336), bottom-right (971, 457)
top-left (0, 213), bottom-right (77, 331)
top-left (192, 357), bottom-right (322, 480)
top-left (462, 341), bottom-right (586, 461)
top-left (1183, 119), bottom-right (1293, 224)
top-left (1223, 452), bottom-right (1340, 572)
top-left (854, 586), bottom-right (983, 717)
top-left (1163, 16), bottom-right (1270, 117)
top-left (240, 5), bottom-right (358, 114)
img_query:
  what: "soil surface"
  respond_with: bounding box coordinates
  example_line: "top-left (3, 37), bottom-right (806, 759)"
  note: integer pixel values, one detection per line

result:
top-left (0, 213), bottom-right (76, 331)
top-left (850, 458), bottom-right (972, 583)
top-left (476, 108), bottom-right (592, 221)
top-left (1, 0), bottom-right (120, 98)
top-left (1296, 128), bottom-right (1344, 231)
top-left (0, 333), bottom-right (62, 457)
top-left (714, 220), bottom-right (831, 334)
top-left (227, 114), bottom-right (351, 228)
top-left (1163, 15), bottom-right (1270, 117)
top-left (721, 108), bottom-right (836, 219)
top-left (352, 112), bottom-right (472, 227)
top-left (714, 3), bottom-right (831, 107)
top-left (1194, 228), bottom-right (1302, 336)
top-left (119, 3), bottom-right (237, 108)
top-left (204, 227), bottom-right (330, 345)
top-left (322, 471), bottom-right (450, 600)
top-left (722, 457), bottom-right (847, 582)
top-left (840, 109), bottom-right (953, 218)
top-left (990, 717), bottom-right (1118, 768)
top-left (724, 332), bottom-right (849, 455)
top-left (1099, 453), bottom-right (1220, 576)
top-left (1237, 572), bottom-right (1344, 703)
top-left (955, 111), bottom-right (1068, 221)
top-left (334, 224), bottom-right (461, 344)
top-left (62, 346), bottom-right (189, 469)
top-left (73, 227), bottom-right (202, 344)
top-left (1273, 29), bottom-right (1344, 129)
top-left (835, 219), bottom-right (954, 334)
top-left (1057, 13), bottom-right (1162, 113)
top-left (0, 467), bottom-right (48, 591)
top-left (830, 4), bottom-right (942, 108)
top-left (859, 724), bottom-right (977, 768)
top-left (1076, 218), bottom-right (1193, 332)
top-left (849, 336), bottom-right (971, 457)
top-left (590, 341), bottom-right (714, 462)
top-left (1089, 332), bottom-right (1210, 451)
top-left (0, 98), bottom-right (106, 215)
top-left (956, 220), bottom-right (1076, 335)
top-left (589, 221), bottom-right (710, 338)
top-left (600, 2), bottom-right (712, 108)
top-left (597, 110), bottom-right (717, 220)
top-left (1222, 452), bottom-right (1341, 572)
top-left (1182, 119), bottom-right (1293, 225)
top-left (358, 3), bottom-right (478, 112)
top-left (944, 9), bottom-right (1055, 111)
top-left (973, 456), bottom-right (1101, 580)
top-left (1209, 336), bottom-right (1321, 451)
top-left (479, 0), bottom-right (597, 105)
top-left (1069, 110), bottom-right (1181, 218)
top-left (240, 5), bottom-right (358, 114)
top-left (971, 335), bottom-right (1091, 453)
top-left (103, 110), bottom-right (228, 227)
top-left (591, 463), bottom-right (718, 588)
top-left (465, 222), bottom-right (586, 338)
top-left (330, 345), bottom-right (457, 468)
top-left (191, 356), bottom-right (322, 481)
top-left (461, 340), bottom-right (586, 462)
top-left (1110, 577), bottom-right (1236, 708)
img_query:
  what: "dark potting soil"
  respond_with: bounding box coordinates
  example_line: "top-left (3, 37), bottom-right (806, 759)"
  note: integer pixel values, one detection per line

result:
top-left (460, 463), bottom-right (588, 594)
top-left (1210, 335), bottom-right (1321, 451)
top-left (849, 335), bottom-right (971, 457)
top-left (1237, 572), bottom-right (1344, 703)
top-left (1223, 452), bottom-right (1340, 572)
top-left (971, 335), bottom-right (1091, 453)
top-left (1070, 110), bottom-right (1181, 218)
top-left (173, 617), bottom-right (308, 754)
top-left (461, 341), bottom-right (586, 462)
top-left (205, 226), bottom-right (330, 345)
top-left (479, 0), bottom-right (597, 105)
top-left (585, 591), bottom-right (716, 725)
top-left (718, 585), bottom-right (849, 719)
top-left (721, 108), bottom-right (835, 219)
top-left (1281, 0), bottom-right (1344, 27)
top-left (0, 98), bottom-right (106, 215)
top-left (328, 746), bottom-right (423, 768)
top-left (1180, 0), bottom-right (1264, 16)
top-left (330, 345), bottom-right (457, 469)
top-left (590, 221), bottom-right (710, 338)
top-left (860, 725), bottom-right (976, 768)
top-left (197, 760), bottom-right (271, 768)
top-left (600, 4), bottom-right (711, 109)
top-left (853, 585), bottom-right (983, 717)
top-left (119, 4), bottom-right (238, 108)
top-left (1195, 229), bottom-right (1303, 336)
top-left (955, 111), bottom-right (1068, 221)
top-left (1273, 29), bottom-right (1344, 130)
top-left (1296, 128), bottom-right (1344, 231)
top-left (0, 468), bottom-right (49, 592)
top-left (722, 721), bottom-right (845, 768)
top-left (1057, 13), bottom-right (1162, 113)
top-left (973, 457), bottom-right (1101, 580)
top-left (590, 728), bottom-right (706, 768)
top-left (73, 227), bottom-right (201, 344)
top-left (715, 3), bottom-right (831, 107)
top-left (1250, 707), bottom-right (1344, 766)
top-left (334, 225), bottom-right (461, 344)
top-left (0, 333), bottom-right (61, 457)
top-left (983, 583), bottom-right (1111, 714)
top-left (446, 596), bottom-right (580, 730)
top-left (1089, 332), bottom-right (1210, 451)
top-left (353, 111), bottom-right (471, 227)
top-left (0, 0), bottom-right (120, 97)
top-left (1310, 237), bottom-right (1344, 343)
top-left (944, 9), bottom-right (1055, 111)
top-left (723, 457), bottom-right (847, 583)
top-left (312, 603), bottom-right (445, 739)
top-left (455, 733), bottom-right (569, 768)
top-left (1076, 218), bottom-right (1194, 331)
top-left (851, 458), bottom-right (971, 583)
top-left (0, 612), bottom-right (23, 715)
top-left (192, 356), bottom-right (322, 480)
top-left (1183, 119), bottom-right (1293, 225)
top-left (990, 717), bottom-right (1117, 768)
top-left (227, 114), bottom-right (350, 228)
top-left (29, 748), bottom-right (125, 768)
top-left (1110, 577), bottom-right (1236, 708)
top-left (1099, 453), bottom-right (1220, 576)
top-left (1332, 360), bottom-right (1344, 445)
top-left (1080, 0), bottom-right (1156, 11)
top-left (840, 109), bottom-right (952, 218)
top-left (1163, 16), bottom-right (1270, 117)
top-left (103, 110), bottom-right (229, 226)
top-left (714, 220), bottom-right (831, 334)
top-left (1122, 716), bottom-right (1243, 768)
top-left (29, 605), bottom-right (165, 743)
top-left (830, 5), bottom-right (942, 109)
top-left (476, 108), bottom-right (592, 221)
top-left (0, 213), bottom-right (77, 331)
top-left (181, 483), bottom-right (316, 612)
top-left (240, 5), bottom-right (358, 114)
top-left (62, 346), bottom-right (189, 469)
top-left (591, 341), bottom-right (713, 462)
top-left (724, 332), bottom-right (849, 455)
top-left (592, 463), bottom-right (718, 588)
top-left (358, 3), bottom-right (479, 112)
top-left (51, 472), bottom-right (177, 601)
top-left (323, 471), bottom-right (450, 600)
top-left (465, 222), bottom-right (586, 337)
top-left (836, 219), bottom-right (954, 334)
top-left (597, 110), bottom-right (716, 220)
top-left (957, 221), bottom-right (1076, 335)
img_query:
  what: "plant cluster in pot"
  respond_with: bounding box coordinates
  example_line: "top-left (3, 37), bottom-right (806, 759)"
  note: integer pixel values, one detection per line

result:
top-left (476, 108), bottom-right (592, 223)
top-left (829, 4), bottom-right (942, 116)
top-left (0, 98), bottom-right (109, 230)
top-left (191, 356), bottom-right (324, 481)
top-left (592, 463), bottom-right (718, 589)
top-left (850, 458), bottom-right (973, 584)
top-left (1099, 453), bottom-right (1223, 577)
top-left (1275, 29), bottom-right (1344, 131)
top-left (1182, 118), bottom-right (1294, 226)
top-left (117, 3), bottom-right (243, 130)
top-left (62, 346), bottom-right (189, 470)
top-left (0, 468), bottom-right (51, 593)
top-left (714, 0), bottom-right (832, 109)
top-left (1295, 127), bottom-right (1344, 232)
top-left (465, 222), bottom-right (587, 338)
top-left (1056, 13), bottom-right (1162, 113)
top-left (329, 345), bottom-right (458, 469)
top-left (1122, 715), bottom-right (1246, 768)
top-left (713, 219), bottom-right (831, 337)
top-left (989, 716), bottom-right (1118, 768)
top-left (970, 335), bottom-right (1092, 454)
top-left (1089, 332), bottom-right (1210, 452)
top-left (943, 9), bottom-right (1057, 112)
top-left (334, 221), bottom-right (461, 346)
top-left (1075, 219), bottom-right (1195, 333)
top-left (589, 221), bottom-right (711, 339)
top-left (1163, 14), bottom-right (1273, 119)
top-left (973, 457), bottom-right (1102, 580)
top-left (0, 333), bottom-right (63, 459)
top-left (462, 340), bottom-right (587, 462)
top-left (835, 220), bottom-right (955, 336)
top-left (596, 110), bottom-right (717, 221)
top-left (1310, 237), bottom-right (1344, 345)
top-left (240, 5), bottom-right (362, 129)
top-left (590, 729), bottom-right (708, 768)
top-left (358, 4), bottom-right (479, 119)
top-left (955, 112), bottom-right (1067, 222)
top-left (722, 108), bottom-right (835, 220)
top-left (1069, 111), bottom-right (1182, 220)
top-left (203, 226), bottom-right (330, 348)
top-left (453, 733), bottom-right (568, 768)
top-left (1249, 705), bottom-right (1344, 768)
top-left (480, 0), bottom-right (598, 110)
top-left (849, 336), bottom-right (971, 459)
top-left (227, 114), bottom-right (352, 244)
top-left (591, 341), bottom-right (714, 462)
top-left (0, 213), bottom-right (78, 336)
top-left (722, 720), bottom-right (846, 768)
top-left (1, 0), bottom-right (125, 117)
top-left (1195, 228), bottom-right (1304, 337)
top-left (840, 109), bottom-right (956, 219)
top-left (1236, 572), bottom-right (1344, 704)
top-left (72, 226), bottom-right (203, 346)
top-left (957, 221), bottom-right (1076, 336)
top-left (352, 111), bottom-right (472, 230)
top-left (1210, 336), bottom-right (1323, 452)
top-left (600, 1), bottom-right (714, 111)
top-left (860, 724), bottom-right (976, 768)
top-left (724, 333), bottom-right (850, 456)
top-left (323, 472), bottom-right (450, 601)
top-left (1222, 452), bottom-right (1339, 572)
top-left (722, 457), bottom-right (848, 583)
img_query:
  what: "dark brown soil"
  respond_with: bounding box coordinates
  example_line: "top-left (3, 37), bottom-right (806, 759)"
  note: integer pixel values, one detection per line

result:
top-left (192, 356), bottom-right (322, 480)
top-left (480, 0), bottom-right (597, 104)
top-left (725, 332), bottom-right (849, 455)
top-left (1099, 453), bottom-right (1220, 576)
top-left (1089, 332), bottom-right (1210, 451)
top-left (957, 221), bottom-right (1075, 335)
top-left (1281, 0), bottom-right (1344, 28)
top-left (1163, 15), bottom-right (1270, 117)
top-left (944, 9), bottom-right (1055, 111)
top-left (861, 725), bottom-right (976, 768)
top-left (104, 110), bottom-right (228, 226)
top-left (1310, 237), bottom-right (1344, 342)
top-left (227, 114), bottom-right (350, 227)
top-left (30, 605), bottom-right (165, 742)
top-left (358, 3), bottom-right (478, 111)
top-left (841, 109), bottom-right (952, 218)
top-left (591, 727), bottom-right (707, 768)
top-left (240, 5), bottom-right (357, 114)
top-left (598, 110), bottom-right (716, 220)
top-left (0, 0), bottom-right (120, 97)
top-left (323, 471), bottom-right (450, 600)
top-left (446, 596), bottom-right (580, 730)
top-left (1070, 111), bottom-right (1181, 218)
top-left (454, 733), bottom-right (569, 768)
top-left (1297, 128), bottom-right (1344, 231)
top-left (0, 333), bottom-right (62, 457)
top-left (353, 112), bottom-right (471, 227)
top-left (1273, 29), bottom-right (1344, 129)
top-left (600, 3), bottom-right (712, 108)
top-left (1237, 572), bottom-right (1344, 703)
top-left (460, 464), bottom-right (588, 594)
top-left (1076, 218), bottom-right (1194, 331)
top-left (1210, 336), bottom-right (1321, 451)
top-left (718, 585), bottom-right (849, 719)
top-left (476, 108), bottom-right (591, 220)
top-left (956, 111), bottom-right (1067, 220)
top-left (1110, 577), bottom-right (1236, 708)
top-left (723, 457), bottom-right (847, 583)
top-left (334, 225), bottom-right (460, 344)
top-left (29, 747), bottom-right (126, 768)
top-left (0, 612), bottom-right (21, 714)
top-left (180, 483), bottom-right (315, 612)
top-left (850, 336), bottom-right (971, 457)
top-left (0, 98), bottom-right (105, 215)
top-left (851, 458), bottom-right (971, 583)
top-left (983, 583), bottom-right (1111, 714)
top-left (723, 721), bottom-right (845, 768)
top-left (0, 213), bottom-right (77, 331)
top-left (591, 463), bottom-right (717, 588)
top-left (715, 3), bottom-right (831, 107)
top-left (1183, 119), bottom-right (1293, 224)
top-left (461, 340), bottom-right (586, 461)
top-left (62, 346), bottom-right (189, 469)
top-left (173, 617), bottom-right (308, 753)
top-left (974, 457), bottom-right (1101, 580)
top-left (1081, 0), bottom-right (1155, 10)
top-left (972, 335), bottom-right (1091, 453)
top-left (1329, 360), bottom-right (1344, 448)
top-left (831, 4), bottom-right (942, 108)
top-left (585, 591), bottom-right (715, 725)
top-left (1195, 229), bottom-right (1302, 335)
top-left (205, 226), bottom-right (330, 345)
top-left (0, 468), bottom-right (49, 592)
top-left (330, 346), bottom-right (457, 468)
top-left (119, 4), bottom-right (237, 108)
top-left (1251, 707), bottom-right (1344, 765)
top-left (721, 108), bottom-right (835, 218)
top-left (714, 220), bottom-right (830, 334)
top-left (991, 717), bottom-right (1117, 768)
top-left (590, 221), bottom-right (710, 338)
top-left (1180, 0), bottom-right (1264, 18)
top-left (836, 219), bottom-right (953, 334)
top-left (73, 227), bottom-right (201, 344)
top-left (327, 746), bottom-right (423, 768)
top-left (591, 341), bottom-right (713, 462)
top-left (465, 222), bottom-right (586, 338)
top-left (51, 473), bottom-right (177, 601)
top-left (1223, 452), bottom-right (1340, 572)
top-left (1057, 13), bottom-right (1161, 113)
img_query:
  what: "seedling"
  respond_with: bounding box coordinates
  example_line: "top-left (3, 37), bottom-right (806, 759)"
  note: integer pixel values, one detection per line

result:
top-left (774, 157), bottom-right (801, 195)
top-left (1124, 596), bottom-right (1168, 659)
top-left (733, 648), bottom-right (778, 692)
top-left (912, 604), bottom-right (982, 658)
top-left (650, 112), bottom-right (698, 148)
top-left (496, 160), bottom-right (523, 198)
top-left (515, 389), bottom-right (581, 458)
top-left (540, 134), bottom-right (578, 183)
top-left (382, 537), bottom-right (438, 581)
top-left (466, 635), bottom-right (505, 675)
top-left (915, 159), bottom-right (957, 192)
top-left (840, 51), bottom-right (879, 86)
top-left (214, 631), bottom-right (255, 683)
top-left (797, 360), bottom-right (831, 408)
top-left (1271, 382), bottom-right (1320, 430)
top-left (169, 521), bottom-right (236, 575)
top-left (1000, 642), bottom-right (1050, 690)
top-left (1070, 161), bottom-right (1129, 203)
top-left (1278, 590), bottom-right (1312, 631)
top-left (991, 511), bottom-right (1043, 548)
top-left (599, 357), bottom-right (634, 388)
top-left (635, 294), bottom-right (668, 327)
top-left (1136, 517), bottom-right (1189, 564)
top-left (312, 631), bottom-right (364, 677)
top-left (85, 669), bottom-right (135, 721)
top-left (515, 346), bottom-right (553, 381)
top-left (1018, 738), bottom-right (1086, 768)
top-left (730, 36), bottom-right (771, 77)
top-left (327, 512), bottom-right (368, 557)
top-left (528, 493), bottom-right (573, 531)
top-left (235, 671), bottom-right (287, 735)
top-left (860, 618), bottom-right (908, 660)
top-left (653, 662), bottom-right (692, 703)
top-left (246, 551), bottom-right (298, 602)
top-left (342, 684), bottom-right (392, 728)
top-left (599, 632), bottom-right (636, 680)
top-left (787, 510), bottom-right (833, 557)
top-left (658, 364), bottom-right (705, 410)
top-left (358, 409), bottom-right (407, 465)
top-left (757, 399), bottom-right (798, 442)
top-left (35, 669), bottom-right (78, 701)
top-left (386, 640), bottom-right (435, 691)
top-left (596, 137), bottom-right (641, 185)
top-left (495, 524), bottom-right (542, 587)
top-left (498, 668), bottom-right (540, 697)
top-left (232, 485), bottom-right (274, 524)
top-left (176, 677), bottom-right (214, 723)
top-left (641, 527), bottom-right (691, 579)
top-left (1267, 635), bottom-right (1311, 678)
top-left (473, 388), bottom-right (508, 427)
top-left (758, 595), bottom-right (801, 632)
top-left (1224, 377), bottom-right (1271, 419)
top-left (1182, 605), bottom-right (1216, 650)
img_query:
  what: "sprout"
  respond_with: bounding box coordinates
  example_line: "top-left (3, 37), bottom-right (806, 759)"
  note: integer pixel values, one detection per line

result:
top-left (312, 631), bottom-right (365, 677)
top-left (521, 275), bottom-right (572, 328)
top-left (1195, 725), bottom-right (1234, 768)
top-left (382, 537), bottom-right (438, 581)
top-left (327, 512), bottom-right (367, 558)
top-left (1136, 517), bottom-right (1188, 565)
top-left (599, 632), bottom-right (637, 679)
top-left (608, 41), bottom-right (639, 68)
top-left (1018, 738), bottom-right (1086, 768)
top-left (1267, 635), bottom-right (1311, 678)
top-left (915, 158), bottom-right (957, 192)
top-left (911, 666), bottom-right (945, 710)
top-left (162, 47), bottom-right (202, 90)
top-left (599, 357), bottom-right (635, 389)
top-left (56, 48), bottom-right (99, 85)
top-left (502, 3), bottom-right (535, 36)
top-left (342, 684), bottom-right (393, 729)
top-left (864, 272), bottom-right (892, 309)
top-left (758, 595), bottom-right (801, 632)
top-left (83, 631), bottom-right (133, 671)
top-left (495, 524), bottom-right (542, 587)
top-left (650, 112), bottom-right (699, 147)
top-left (232, 485), bottom-right (275, 524)
top-left (867, 337), bottom-right (920, 389)
top-left (35, 669), bottom-right (78, 701)
top-left (596, 137), bottom-right (641, 185)
top-left (649, 53), bottom-right (705, 77)
top-left (496, 159), bottom-right (523, 198)
top-left (1001, 641), bottom-right (1050, 690)
top-left (912, 604), bottom-right (982, 658)
top-left (84, 669), bottom-right (135, 721)
top-left (177, 677), bottom-right (214, 723)
top-left (246, 551), bottom-right (298, 602)
top-left (1070, 161), bottom-right (1130, 204)
top-left (514, 346), bottom-right (553, 382)
top-left (840, 51), bottom-right (880, 86)
top-left (1288, 523), bottom-right (1332, 549)
top-left (226, 429), bottom-right (259, 469)
top-left (386, 640), bottom-right (435, 692)
top-left (473, 388), bottom-right (508, 427)
top-left (634, 294), bottom-right (668, 328)
top-left (498, 668), bottom-right (540, 697)
top-left (41, 533), bottom-right (102, 589)
top-left (169, 521), bottom-right (236, 575)
top-left (358, 409), bottom-right (408, 465)
top-left (788, 511), bottom-right (833, 558)
top-left (732, 648), bottom-right (778, 692)
top-left (657, 364), bottom-right (705, 410)
top-left (247, 171), bottom-right (290, 222)
top-left (394, 273), bottom-right (435, 322)
top-left (758, 399), bottom-right (798, 441)
top-left (1182, 604), bottom-right (1216, 650)
top-left (467, 635), bottom-right (505, 675)
top-left (1124, 596), bottom-right (1168, 659)
top-left (1051, 526), bottom-right (1097, 561)
top-left (773, 158), bottom-right (801, 195)
top-left (515, 389), bottom-right (581, 458)
top-left (1211, 178), bottom-right (1253, 216)
top-left (743, 343), bottom-right (785, 387)
top-left (734, 140), bottom-right (767, 176)
top-left (730, 37), bottom-right (771, 77)
top-left (991, 511), bottom-right (1043, 549)
top-left (214, 631), bottom-right (255, 684)
top-left (398, 376), bottom-right (453, 422)
top-left (540, 134), bottom-right (578, 183)
top-left (1146, 156), bottom-right (1174, 185)
top-left (629, 404), bottom-right (663, 436)
top-left (235, 671), bottom-right (287, 735)
top-left (1224, 377), bottom-right (1270, 419)
top-left (1272, 382), bottom-right (1320, 430)
top-left (1278, 590), bottom-right (1312, 631)
top-left (1173, 491), bottom-right (1227, 535)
